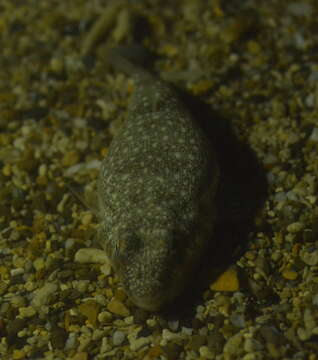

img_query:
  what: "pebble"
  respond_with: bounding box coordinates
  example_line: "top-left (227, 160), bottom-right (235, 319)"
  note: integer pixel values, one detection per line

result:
top-left (72, 352), bottom-right (88, 360)
top-left (186, 334), bottom-right (206, 351)
top-left (207, 331), bottom-right (225, 355)
top-left (98, 311), bottom-right (113, 324)
top-left (309, 127), bottom-right (318, 142)
top-left (64, 333), bottom-right (79, 350)
top-left (286, 222), bottom-right (303, 233)
top-left (129, 336), bottom-right (151, 351)
top-left (107, 298), bottom-right (130, 317)
top-left (33, 257), bottom-right (45, 271)
top-left (81, 212), bottom-right (93, 226)
top-left (210, 267), bottom-right (240, 292)
top-left (282, 269), bottom-right (298, 280)
top-left (223, 333), bottom-right (244, 356)
top-left (10, 268), bottom-right (24, 277)
top-left (12, 350), bottom-right (26, 360)
top-left (112, 330), bottom-right (126, 346)
top-left (160, 329), bottom-right (186, 346)
top-left (78, 301), bottom-right (100, 326)
top-left (6, 318), bottom-right (27, 340)
top-left (74, 248), bottom-right (109, 264)
top-left (300, 248), bottom-right (318, 266)
top-left (312, 293), bottom-right (318, 306)
top-left (19, 306), bottom-right (36, 318)
top-left (244, 338), bottom-right (263, 352)
top-left (198, 346), bottom-right (213, 359)
top-left (10, 295), bottom-right (26, 308)
top-left (31, 283), bottom-right (58, 308)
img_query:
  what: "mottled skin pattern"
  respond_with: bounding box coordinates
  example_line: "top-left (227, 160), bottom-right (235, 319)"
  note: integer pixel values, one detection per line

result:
top-left (98, 58), bottom-right (219, 311)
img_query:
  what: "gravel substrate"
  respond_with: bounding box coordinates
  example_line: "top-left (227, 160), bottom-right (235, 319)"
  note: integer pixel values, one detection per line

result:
top-left (1, 0), bottom-right (318, 359)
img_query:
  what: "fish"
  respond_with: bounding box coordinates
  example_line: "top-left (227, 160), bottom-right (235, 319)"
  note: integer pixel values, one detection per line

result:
top-left (97, 48), bottom-right (219, 310)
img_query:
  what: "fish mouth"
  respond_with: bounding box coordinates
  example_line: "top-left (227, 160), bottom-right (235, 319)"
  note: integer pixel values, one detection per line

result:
top-left (129, 293), bottom-right (167, 311)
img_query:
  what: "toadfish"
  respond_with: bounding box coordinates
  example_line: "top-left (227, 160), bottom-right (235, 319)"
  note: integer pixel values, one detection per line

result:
top-left (97, 49), bottom-right (219, 311)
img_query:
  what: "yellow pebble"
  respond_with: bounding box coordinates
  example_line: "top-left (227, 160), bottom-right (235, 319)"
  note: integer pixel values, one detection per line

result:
top-left (81, 212), bottom-right (93, 226)
top-left (282, 269), bottom-right (298, 280)
top-left (107, 298), bottom-right (129, 316)
top-left (191, 80), bottom-right (214, 96)
top-left (100, 147), bottom-right (108, 157)
top-left (2, 163), bottom-right (11, 176)
top-left (210, 267), bottom-right (239, 292)
top-left (62, 151), bottom-right (79, 167)
top-left (78, 300), bottom-right (100, 326)
top-left (72, 352), bottom-right (88, 360)
top-left (12, 349), bottom-right (25, 360)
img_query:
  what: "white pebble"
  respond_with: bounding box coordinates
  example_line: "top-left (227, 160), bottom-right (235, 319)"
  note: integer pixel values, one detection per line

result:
top-left (10, 268), bottom-right (24, 276)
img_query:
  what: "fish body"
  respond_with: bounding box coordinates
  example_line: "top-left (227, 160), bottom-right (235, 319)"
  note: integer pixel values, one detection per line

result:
top-left (98, 53), bottom-right (219, 310)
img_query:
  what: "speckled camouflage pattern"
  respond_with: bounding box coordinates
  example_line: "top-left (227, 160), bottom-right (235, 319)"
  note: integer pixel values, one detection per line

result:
top-left (98, 59), bottom-right (219, 310)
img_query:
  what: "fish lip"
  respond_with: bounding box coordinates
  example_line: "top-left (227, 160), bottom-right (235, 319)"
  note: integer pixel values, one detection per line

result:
top-left (129, 294), bottom-right (166, 311)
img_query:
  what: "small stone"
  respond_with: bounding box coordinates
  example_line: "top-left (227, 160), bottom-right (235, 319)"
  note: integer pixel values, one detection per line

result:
top-left (244, 338), bottom-right (263, 352)
top-left (98, 311), bottom-right (113, 323)
top-left (223, 333), bottom-right (244, 355)
top-left (12, 350), bottom-right (26, 360)
top-left (51, 325), bottom-right (68, 349)
top-left (81, 212), bottom-right (93, 226)
top-left (207, 331), bottom-right (225, 355)
top-left (303, 308), bottom-right (316, 330)
top-left (242, 353), bottom-right (262, 360)
top-left (65, 333), bottom-right (79, 350)
top-left (144, 345), bottom-right (163, 359)
top-left (160, 329), bottom-right (185, 346)
top-left (6, 318), bottom-right (27, 340)
top-left (78, 332), bottom-right (92, 352)
top-left (259, 325), bottom-right (283, 345)
top-left (38, 163), bottom-right (47, 176)
top-left (10, 295), bottom-right (26, 308)
top-left (78, 301), bottom-right (100, 326)
top-left (245, 251), bottom-right (256, 260)
top-left (186, 334), bottom-right (206, 351)
top-left (62, 150), bottom-right (80, 167)
top-left (163, 343), bottom-right (183, 360)
top-left (100, 262), bottom-right (112, 276)
top-left (72, 352), bottom-right (88, 360)
top-left (31, 283), bottom-right (58, 308)
top-left (309, 127), bottom-right (318, 142)
top-left (286, 222), bottom-right (303, 233)
top-left (297, 327), bottom-right (311, 341)
top-left (210, 267), bottom-right (239, 292)
top-left (282, 269), bottom-right (298, 280)
top-left (112, 8), bottom-right (132, 42)
top-left (129, 336), bottom-right (151, 351)
top-left (112, 330), bottom-right (126, 346)
top-left (74, 248), bottom-right (109, 264)
top-left (33, 257), bottom-right (45, 271)
top-left (49, 56), bottom-right (64, 74)
top-left (10, 268), bottom-right (24, 277)
top-left (230, 314), bottom-right (246, 328)
top-left (107, 298), bottom-right (130, 317)
top-left (312, 293), bottom-right (318, 306)
top-left (300, 248), bottom-right (318, 266)
top-left (19, 306), bottom-right (36, 318)
top-left (72, 280), bottom-right (88, 293)
top-left (199, 346), bottom-right (214, 359)
top-left (167, 320), bottom-right (179, 332)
